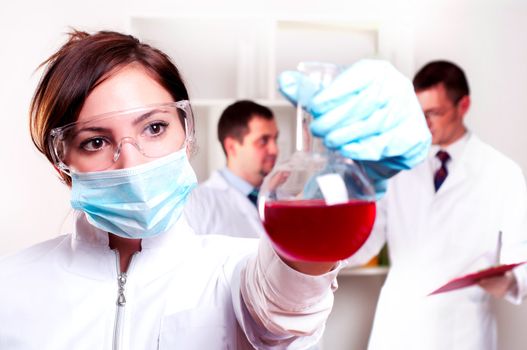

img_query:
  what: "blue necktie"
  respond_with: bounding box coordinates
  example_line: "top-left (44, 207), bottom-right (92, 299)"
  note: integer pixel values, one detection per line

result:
top-left (247, 189), bottom-right (259, 207)
top-left (434, 150), bottom-right (450, 192)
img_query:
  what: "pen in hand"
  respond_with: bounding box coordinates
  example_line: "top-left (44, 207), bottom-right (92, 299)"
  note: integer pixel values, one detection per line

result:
top-left (496, 230), bottom-right (502, 266)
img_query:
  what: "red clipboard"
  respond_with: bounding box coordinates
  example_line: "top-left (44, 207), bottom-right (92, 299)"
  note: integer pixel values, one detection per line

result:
top-left (428, 261), bottom-right (527, 296)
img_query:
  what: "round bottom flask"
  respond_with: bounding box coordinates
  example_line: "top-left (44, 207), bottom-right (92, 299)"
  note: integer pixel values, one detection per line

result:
top-left (259, 62), bottom-right (377, 262)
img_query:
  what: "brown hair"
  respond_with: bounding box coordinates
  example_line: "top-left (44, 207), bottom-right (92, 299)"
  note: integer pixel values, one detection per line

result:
top-left (217, 100), bottom-right (273, 156)
top-left (413, 60), bottom-right (470, 104)
top-left (30, 29), bottom-right (190, 184)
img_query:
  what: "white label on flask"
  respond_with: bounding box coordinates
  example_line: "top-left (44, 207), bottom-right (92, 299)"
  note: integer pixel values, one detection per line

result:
top-left (316, 173), bottom-right (348, 205)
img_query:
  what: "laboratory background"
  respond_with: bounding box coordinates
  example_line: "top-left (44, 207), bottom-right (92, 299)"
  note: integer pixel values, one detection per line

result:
top-left (1, 0), bottom-right (526, 348)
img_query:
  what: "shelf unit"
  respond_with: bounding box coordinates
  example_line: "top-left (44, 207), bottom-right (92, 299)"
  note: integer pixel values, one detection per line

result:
top-left (339, 266), bottom-right (389, 277)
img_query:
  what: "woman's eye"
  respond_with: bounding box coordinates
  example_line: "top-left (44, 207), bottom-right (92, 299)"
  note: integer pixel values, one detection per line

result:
top-left (80, 137), bottom-right (108, 152)
top-left (144, 122), bottom-right (168, 136)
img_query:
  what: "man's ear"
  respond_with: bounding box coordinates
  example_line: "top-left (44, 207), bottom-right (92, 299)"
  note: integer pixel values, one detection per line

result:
top-left (457, 95), bottom-right (471, 117)
top-left (224, 137), bottom-right (238, 158)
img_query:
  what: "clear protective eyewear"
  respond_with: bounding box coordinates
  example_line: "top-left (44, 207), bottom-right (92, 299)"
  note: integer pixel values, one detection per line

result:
top-left (49, 100), bottom-right (194, 174)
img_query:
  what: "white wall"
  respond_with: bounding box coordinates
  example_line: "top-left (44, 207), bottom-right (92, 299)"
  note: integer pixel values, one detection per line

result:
top-left (1, 1), bottom-right (526, 349)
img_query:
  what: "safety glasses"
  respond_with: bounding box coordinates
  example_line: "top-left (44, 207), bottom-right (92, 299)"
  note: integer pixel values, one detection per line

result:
top-left (49, 100), bottom-right (194, 174)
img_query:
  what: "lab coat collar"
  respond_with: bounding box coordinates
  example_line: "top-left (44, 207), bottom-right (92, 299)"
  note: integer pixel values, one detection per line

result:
top-left (72, 210), bottom-right (195, 249)
top-left (434, 132), bottom-right (485, 196)
top-left (206, 170), bottom-right (231, 191)
top-left (219, 167), bottom-right (255, 196)
top-left (205, 169), bottom-right (262, 219)
top-left (68, 211), bottom-right (197, 283)
top-left (429, 131), bottom-right (471, 160)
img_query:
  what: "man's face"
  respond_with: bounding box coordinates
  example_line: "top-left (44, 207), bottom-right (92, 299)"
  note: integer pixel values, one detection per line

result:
top-left (234, 116), bottom-right (279, 179)
top-left (416, 83), bottom-right (468, 147)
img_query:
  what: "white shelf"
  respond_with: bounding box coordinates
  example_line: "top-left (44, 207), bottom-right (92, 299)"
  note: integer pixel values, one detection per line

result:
top-left (339, 266), bottom-right (389, 277)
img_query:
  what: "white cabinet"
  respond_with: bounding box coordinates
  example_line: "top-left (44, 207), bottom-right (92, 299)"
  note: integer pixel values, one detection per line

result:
top-left (129, 16), bottom-right (382, 181)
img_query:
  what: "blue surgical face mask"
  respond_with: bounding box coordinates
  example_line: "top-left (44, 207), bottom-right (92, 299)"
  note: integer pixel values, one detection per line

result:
top-left (70, 148), bottom-right (197, 239)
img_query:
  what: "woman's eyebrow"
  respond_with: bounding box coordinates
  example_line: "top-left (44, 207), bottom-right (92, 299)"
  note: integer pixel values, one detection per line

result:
top-left (73, 109), bottom-right (165, 136)
top-left (132, 109), bottom-right (163, 126)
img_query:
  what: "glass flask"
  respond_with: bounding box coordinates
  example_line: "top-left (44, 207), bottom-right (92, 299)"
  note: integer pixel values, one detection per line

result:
top-left (258, 62), bottom-right (377, 262)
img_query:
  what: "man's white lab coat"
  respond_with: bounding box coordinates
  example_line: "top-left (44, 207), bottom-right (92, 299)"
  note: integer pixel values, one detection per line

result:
top-left (351, 134), bottom-right (527, 350)
top-left (184, 170), bottom-right (265, 238)
top-left (0, 212), bottom-right (339, 349)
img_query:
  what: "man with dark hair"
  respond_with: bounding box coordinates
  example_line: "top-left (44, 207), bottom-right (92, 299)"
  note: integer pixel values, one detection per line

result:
top-left (349, 60), bottom-right (527, 350)
top-left (413, 60), bottom-right (471, 148)
top-left (184, 100), bottom-right (278, 238)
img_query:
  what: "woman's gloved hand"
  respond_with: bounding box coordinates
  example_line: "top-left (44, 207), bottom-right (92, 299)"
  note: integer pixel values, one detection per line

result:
top-left (278, 59), bottom-right (431, 197)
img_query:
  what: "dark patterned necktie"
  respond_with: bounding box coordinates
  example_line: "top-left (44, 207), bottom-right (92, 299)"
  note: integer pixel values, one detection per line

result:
top-left (247, 189), bottom-right (259, 207)
top-left (434, 150), bottom-right (450, 192)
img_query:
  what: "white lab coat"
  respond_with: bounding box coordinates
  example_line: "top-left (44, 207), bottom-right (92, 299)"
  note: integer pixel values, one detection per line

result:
top-left (184, 170), bottom-right (265, 238)
top-left (350, 134), bottom-right (527, 350)
top-left (0, 212), bottom-right (339, 349)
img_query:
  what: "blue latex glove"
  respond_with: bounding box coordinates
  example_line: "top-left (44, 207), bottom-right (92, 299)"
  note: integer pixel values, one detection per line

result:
top-left (278, 59), bottom-right (431, 197)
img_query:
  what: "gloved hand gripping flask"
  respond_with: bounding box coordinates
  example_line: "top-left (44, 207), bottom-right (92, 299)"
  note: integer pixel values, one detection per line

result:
top-left (258, 62), bottom-right (377, 262)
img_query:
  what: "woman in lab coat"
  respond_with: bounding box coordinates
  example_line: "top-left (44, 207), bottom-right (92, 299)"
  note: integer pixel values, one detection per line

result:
top-left (0, 30), bottom-right (339, 349)
top-left (0, 30), bottom-right (431, 349)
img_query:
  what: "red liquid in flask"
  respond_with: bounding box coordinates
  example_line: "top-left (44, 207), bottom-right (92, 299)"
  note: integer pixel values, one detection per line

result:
top-left (263, 199), bottom-right (376, 261)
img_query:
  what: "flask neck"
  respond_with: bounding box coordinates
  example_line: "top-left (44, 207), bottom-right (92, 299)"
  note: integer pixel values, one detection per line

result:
top-left (294, 62), bottom-right (341, 154)
top-left (297, 106), bottom-right (326, 154)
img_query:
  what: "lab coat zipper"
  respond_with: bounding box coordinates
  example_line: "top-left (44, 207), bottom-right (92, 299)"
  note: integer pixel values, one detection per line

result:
top-left (113, 250), bottom-right (137, 350)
